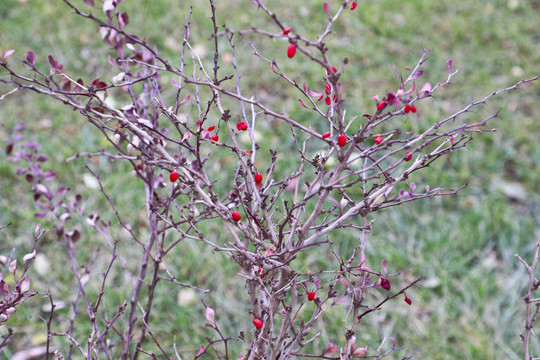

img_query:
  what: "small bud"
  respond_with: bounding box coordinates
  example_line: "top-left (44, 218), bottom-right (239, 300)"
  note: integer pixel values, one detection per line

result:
top-left (374, 135), bottom-right (383, 145)
top-left (231, 211), bottom-right (242, 222)
top-left (253, 318), bottom-right (263, 328)
top-left (287, 44), bottom-right (296, 58)
top-left (169, 171), bottom-right (179, 183)
top-left (307, 291), bottom-right (316, 301)
top-left (337, 134), bottom-right (347, 147)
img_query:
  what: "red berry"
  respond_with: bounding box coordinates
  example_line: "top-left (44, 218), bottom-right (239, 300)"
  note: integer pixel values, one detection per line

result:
top-left (326, 66), bottom-right (338, 75)
top-left (411, 105), bottom-right (417, 113)
top-left (322, 131), bottom-right (331, 139)
top-left (254, 173), bottom-right (263, 183)
top-left (404, 104), bottom-right (411, 113)
top-left (283, 28), bottom-right (291, 35)
top-left (253, 318), bottom-right (263, 328)
top-left (236, 121), bottom-right (248, 131)
top-left (404, 151), bottom-right (412, 162)
top-left (211, 134), bottom-right (219, 142)
top-left (325, 83), bottom-right (332, 94)
top-left (307, 291), bottom-right (316, 301)
top-left (287, 44), bottom-right (296, 58)
top-left (325, 96), bottom-right (331, 105)
top-left (231, 211), bottom-right (242, 222)
top-left (207, 125), bottom-right (215, 131)
top-left (258, 268), bottom-right (265, 278)
top-left (374, 135), bottom-right (383, 145)
top-left (351, 1), bottom-right (357, 10)
top-left (169, 171), bottom-right (179, 183)
top-left (337, 134), bottom-right (347, 147)
top-left (377, 101), bottom-right (387, 111)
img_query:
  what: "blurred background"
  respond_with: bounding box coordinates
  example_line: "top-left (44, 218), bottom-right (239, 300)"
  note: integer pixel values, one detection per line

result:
top-left (1, 0), bottom-right (540, 359)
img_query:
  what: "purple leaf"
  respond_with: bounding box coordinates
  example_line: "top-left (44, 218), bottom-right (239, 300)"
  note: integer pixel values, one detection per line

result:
top-left (323, 2), bottom-right (331, 17)
top-left (446, 59), bottom-right (452, 73)
top-left (297, 99), bottom-right (308, 108)
top-left (409, 182), bottom-right (416, 192)
top-left (386, 92), bottom-right (398, 105)
top-left (43, 170), bottom-right (56, 181)
top-left (425, 185), bottom-right (430, 193)
top-left (178, 95), bottom-right (190, 106)
top-left (381, 259), bottom-right (387, 275)
top-left (83, 0), bottom-right (95, 6)
top-left (25, 174), bottom-right (35, 183)
top-left (25, 51), bottom-right (36, 65)
top-left (322, 343), bottom-right (338, 356)
top-left (196, 345), bottom-right (205, 357)
top-left (23, 141), bottom-right (39, 149)
top-left (5, 143), bottom-right (13, 155)
top-left (34, 213), bottom-right (47, 219)
top-left (410, 70), bottom-right (423, 80)
top-left (48, 55), bottom-right (64, 75)
top-left (118, 12), bottom-right (129, 28)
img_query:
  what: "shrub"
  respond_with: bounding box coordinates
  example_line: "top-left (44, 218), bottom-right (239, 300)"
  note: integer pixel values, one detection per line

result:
top-left (1, 1), bottom-right (539, 359)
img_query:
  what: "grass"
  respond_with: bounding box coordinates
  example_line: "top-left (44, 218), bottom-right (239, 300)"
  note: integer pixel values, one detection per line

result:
top-left (1, 0), bottom-right (540, 359)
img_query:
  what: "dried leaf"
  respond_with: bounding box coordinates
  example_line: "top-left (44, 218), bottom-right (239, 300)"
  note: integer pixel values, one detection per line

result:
top-left (205, 307), bottom-right (215, 324)
top-left (23, 250), bottom-right (36, 263)
top-left (3, 49), bottom-right (15, 61)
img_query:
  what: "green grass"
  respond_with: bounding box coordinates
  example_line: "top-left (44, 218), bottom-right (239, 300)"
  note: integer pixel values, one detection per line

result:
top-left (1, 0), bottom-right (540, 359)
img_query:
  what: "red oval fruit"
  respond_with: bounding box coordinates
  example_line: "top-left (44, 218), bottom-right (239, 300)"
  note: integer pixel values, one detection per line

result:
top-left (351, 1), bottom-right (357, 10)
top-left (169, 171), bottom-right (179, 183)
top-left (404, 104), bottom-right (411, 113)
top-left (404, 151), bottom-right (412, 162)
top-left (287, 44), bottom-right (296, 58)
top-left (283, 28), bottom-right (291, 35)
top-left (211, 134), bottom-right (219, 142)
top-left (377, 101), bottom-right (387, 111)
top-left (207, 125), bottom-right (215, 131)
top-left (374, 135), bottom-right (383, 145)
top-left (411, 105), bottom-right (417, 113)
top-left (253, 318), bottom-right (263, 328)
top-left (325, 96), bottom-right (331, 105)
top-left (322, 131), bottom-right (331, 139)
top-left (254, 173), bottom-right (263, 183)
top-left (337, 134), bottom-right (347, 147)
top-left (232, 211), bottom-right (242, 222)
top-left (307, 291), bottom-right (316, 301)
